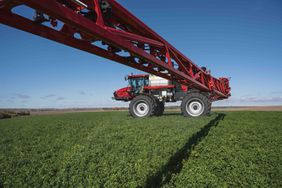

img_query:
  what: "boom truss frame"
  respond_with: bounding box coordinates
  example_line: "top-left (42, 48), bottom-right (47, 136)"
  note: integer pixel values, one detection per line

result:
top-left (0, 0), bottom-right (230, 100)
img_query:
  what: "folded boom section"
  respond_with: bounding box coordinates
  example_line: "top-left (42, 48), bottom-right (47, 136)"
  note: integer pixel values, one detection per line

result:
top-left (0, 0), bottom-right (230, 101)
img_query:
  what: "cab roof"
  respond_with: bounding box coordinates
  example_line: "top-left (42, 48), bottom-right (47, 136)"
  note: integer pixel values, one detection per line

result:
top-left (128, 74), bottom-right (149, 79)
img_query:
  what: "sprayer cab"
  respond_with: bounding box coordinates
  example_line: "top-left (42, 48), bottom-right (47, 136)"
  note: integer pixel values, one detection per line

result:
top-left (113, 74), bottom-right (149, 101)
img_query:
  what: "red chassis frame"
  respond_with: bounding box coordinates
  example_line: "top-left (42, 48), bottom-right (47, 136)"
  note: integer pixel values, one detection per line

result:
top-left (0, 0), bottom-right (230, 101)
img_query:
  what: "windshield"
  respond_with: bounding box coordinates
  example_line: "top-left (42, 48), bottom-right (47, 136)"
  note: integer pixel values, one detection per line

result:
top-left (130, 78), bottom-right (143, 88)
top-left (129, 77), bottom-right (149, 93)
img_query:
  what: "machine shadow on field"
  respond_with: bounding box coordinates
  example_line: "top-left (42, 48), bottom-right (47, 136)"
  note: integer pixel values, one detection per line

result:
top-left (161, 112), bottom-right (216, 117)
top-left (145, 113), bottom-right (226, 187)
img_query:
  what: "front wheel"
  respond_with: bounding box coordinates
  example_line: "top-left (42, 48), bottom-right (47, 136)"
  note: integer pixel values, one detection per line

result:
top-left (129, 95), bottom-right (154, 118)
top-left (181, 92), bottom-right (210, 117)
top-left (154, 101), bottom-right (165, 116)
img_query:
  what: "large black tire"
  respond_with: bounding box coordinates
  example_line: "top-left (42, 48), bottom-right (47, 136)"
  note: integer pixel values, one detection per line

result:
top-left (207, 101), bottom-right (212, 115)
top-left (129, 95), bottom-right (155, 118)
top-left (154, 101), bottom-right (165, 116)
top-left (181, 92), bottom-right (210, 117)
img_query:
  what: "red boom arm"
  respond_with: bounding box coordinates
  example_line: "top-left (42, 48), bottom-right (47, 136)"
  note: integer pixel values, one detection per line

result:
top-left (0, 0), bottom-right (230, 101)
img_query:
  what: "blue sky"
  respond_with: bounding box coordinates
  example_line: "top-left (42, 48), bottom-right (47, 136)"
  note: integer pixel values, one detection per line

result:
top-left (0, 0), bottom-right (282, 108)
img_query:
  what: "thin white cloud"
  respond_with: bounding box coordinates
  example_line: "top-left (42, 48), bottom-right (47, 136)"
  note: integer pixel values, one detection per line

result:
top-left (41, 94), bottom-right (56, 99)
top-left (8, 100), bottom-right (14, 103)
top-left (15, 94), bottom-right (31, 99)
top-left (240, 96), bottom-right (282, 103)
top-left (271, 91), bottom-right (282, 95)
top-left (56, 97), bottom-right (65, 101)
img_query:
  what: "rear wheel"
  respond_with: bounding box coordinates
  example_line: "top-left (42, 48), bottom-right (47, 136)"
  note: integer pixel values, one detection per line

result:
top-left (129, 95), bottom-right (154, 118)
top-left (181, 92), bottom-right (210, 117)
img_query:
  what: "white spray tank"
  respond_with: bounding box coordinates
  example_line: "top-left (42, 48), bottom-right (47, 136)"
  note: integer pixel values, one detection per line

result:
top-left (149, 75), bottom-right (171, 86)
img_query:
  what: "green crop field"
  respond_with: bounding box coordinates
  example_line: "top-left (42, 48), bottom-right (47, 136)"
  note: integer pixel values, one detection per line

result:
top-left (0, 111), bottom-right (281, 187)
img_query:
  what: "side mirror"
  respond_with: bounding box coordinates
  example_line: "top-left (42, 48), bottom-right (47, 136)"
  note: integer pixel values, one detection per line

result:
top-left (124, 76), bottom-right (128, 81)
